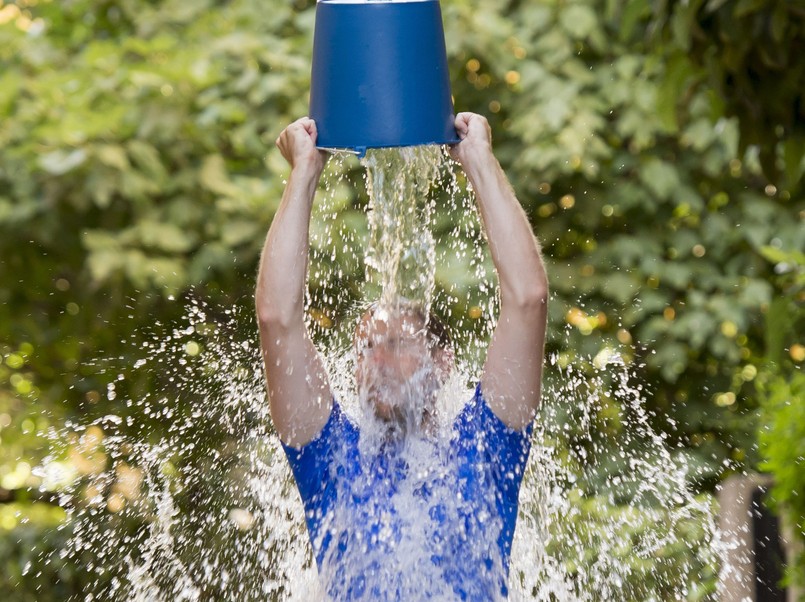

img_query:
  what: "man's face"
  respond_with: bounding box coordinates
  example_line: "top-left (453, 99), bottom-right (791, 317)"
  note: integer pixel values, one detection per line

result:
top-left (354, 308), bottom-right (446, 427)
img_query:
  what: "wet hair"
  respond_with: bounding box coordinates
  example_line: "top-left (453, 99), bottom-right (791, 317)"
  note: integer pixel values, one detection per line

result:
top-left (362, 300), bottom-right (452, 352)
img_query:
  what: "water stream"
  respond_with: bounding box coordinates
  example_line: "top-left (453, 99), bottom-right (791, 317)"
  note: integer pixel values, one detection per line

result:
top-left (40, 146), bottom-right (724, 600)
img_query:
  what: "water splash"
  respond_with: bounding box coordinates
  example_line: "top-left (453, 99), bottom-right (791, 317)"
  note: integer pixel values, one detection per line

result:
top-left (512, 353), bottom-right (724, 600)
top-left (38, 146), bottom-right (725, 600)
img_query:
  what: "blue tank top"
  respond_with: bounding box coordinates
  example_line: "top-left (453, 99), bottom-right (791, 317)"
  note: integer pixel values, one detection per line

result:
top-left (282, 383), bottom-right (532, 601)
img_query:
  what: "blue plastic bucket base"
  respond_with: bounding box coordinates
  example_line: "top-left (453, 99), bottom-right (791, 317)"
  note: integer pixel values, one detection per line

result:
top-left (310, 0), bottom-right (459, 153)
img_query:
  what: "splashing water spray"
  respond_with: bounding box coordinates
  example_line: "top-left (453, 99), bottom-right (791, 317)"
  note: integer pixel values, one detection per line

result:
top-left (37, 0), bottom-right (729, 600)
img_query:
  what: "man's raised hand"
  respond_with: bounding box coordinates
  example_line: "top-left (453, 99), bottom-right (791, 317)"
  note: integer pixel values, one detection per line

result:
top-left (275, 117), bottom-right (328, 174)
top-left (449, 112), bottom-right (493, 168)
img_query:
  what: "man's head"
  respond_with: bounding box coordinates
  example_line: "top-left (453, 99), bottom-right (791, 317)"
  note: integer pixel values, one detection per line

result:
top-left (353, 301), bottom-right (454, 431)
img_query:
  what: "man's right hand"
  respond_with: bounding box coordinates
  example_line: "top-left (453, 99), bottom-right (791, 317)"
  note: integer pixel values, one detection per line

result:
top-left (449, 112), bottom-right (494, 171)
top-left (258, 117), bottom-right (334, 448)
top-left (275, 117), bottom-right (328, 174)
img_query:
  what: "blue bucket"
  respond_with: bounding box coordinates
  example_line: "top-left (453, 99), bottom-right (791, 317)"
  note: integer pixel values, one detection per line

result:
top-left (310, 0), bottom-right (459, 156)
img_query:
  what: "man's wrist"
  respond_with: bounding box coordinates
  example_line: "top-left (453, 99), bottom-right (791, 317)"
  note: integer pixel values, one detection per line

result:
top-left (290, 160), bottom-right (324, 181)
top-left (460, 143), bottom-right (497, 180)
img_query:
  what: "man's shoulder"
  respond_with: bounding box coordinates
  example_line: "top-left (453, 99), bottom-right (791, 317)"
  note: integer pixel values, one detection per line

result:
top-left (451, 382), bottom-right (533, 461)
top-left (283, 399), bottom-right (359, 463)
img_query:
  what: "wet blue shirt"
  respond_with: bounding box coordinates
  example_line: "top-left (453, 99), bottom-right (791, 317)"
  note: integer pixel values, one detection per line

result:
top-left (282, 383), bottom-right (532, 601)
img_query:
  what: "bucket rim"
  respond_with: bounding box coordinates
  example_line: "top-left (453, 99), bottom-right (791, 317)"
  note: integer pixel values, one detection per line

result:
top-left (317, 0), bottom-right (437, 4)
top-left (318, 137), bottom-right (460, 159)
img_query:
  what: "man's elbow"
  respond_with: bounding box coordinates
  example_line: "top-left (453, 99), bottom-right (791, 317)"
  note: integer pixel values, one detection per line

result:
top-left (255, 294), bottom-right (297, 331)
top-left (505, 274), bottom-right (549, 312)
top-left (514, 285), bottom-right (548, 313)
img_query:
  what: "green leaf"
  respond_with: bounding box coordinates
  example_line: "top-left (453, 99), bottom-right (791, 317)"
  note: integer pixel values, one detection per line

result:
top-left (782, 137), bottom-right (805, 189)
top-left (598, 273), bottom-right (638, 303)
top-left (137, 221), bottom-right (196, 253)
top-left (95, 145), bottom-right (129, 171)
top-left (619, 0), bottom-right (650, 42)
top-left (734, 0), bottom-right (768, 18)
top-left (82, 230), bottom-right (122, 251)
top-left (764, 296), bottom-right (791, 366)
top-left (759, 246), bottom-right (805, 268)
top-left (188, 242), bottom-right (232, 283)
top-left (656, 54), bottom-right (692, 133)
top-left (0, 71), bottom-right (21, 115)
top-left (200, 154), bottom-right (240, 197)
top-left (559, 4), bottom-right (598, 39)
top-left (127, 140), bottom-right (168, 183)
top-left (145, 257), bottom-right (187, 294)
top-left (650, 341), bottom-right (689, 382)
top-left (739, 279), bottom-right (772, 307)
top-left (86, 170), bottom-right (119, 209)
top-left (704, 0), bottom-right (730, 13)
top-left (220, 220), bottom-right (261, 247)
top-left (38, 149), bottom-right (87, 175)
top-left (640, 158), bottom-right (681, 200)
top-left (769, 2), bottom-right (787, 43)
top-left (0, 197), bottom-right (40, 224)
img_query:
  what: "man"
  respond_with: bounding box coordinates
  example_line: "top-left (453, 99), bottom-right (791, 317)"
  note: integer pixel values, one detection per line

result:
top-left (255, 113), bottom-right (548, 600)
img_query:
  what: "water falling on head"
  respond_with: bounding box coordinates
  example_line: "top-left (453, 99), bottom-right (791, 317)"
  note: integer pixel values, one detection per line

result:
top-left (353, 299), bottom-right (454, 437)
top-left (361, 146), bottom-right (443, 312)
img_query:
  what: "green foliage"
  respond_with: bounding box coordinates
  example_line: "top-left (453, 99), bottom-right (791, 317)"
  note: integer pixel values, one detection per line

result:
top-left (757, 370), bottom-right (805, 589)
top-left (755, 244), bottom-right (805, 589)
top-left (535, 491), bottom-right (720, 600)
top-left (0, 506), bottom-right (75, 601)
top-left (651, 0), bottom-right (805, 186)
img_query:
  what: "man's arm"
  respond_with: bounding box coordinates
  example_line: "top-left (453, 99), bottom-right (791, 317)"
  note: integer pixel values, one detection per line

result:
top-left (255, 117), bottom-right (333, 448)
top-left (450, 113), bottom-right (549, 430)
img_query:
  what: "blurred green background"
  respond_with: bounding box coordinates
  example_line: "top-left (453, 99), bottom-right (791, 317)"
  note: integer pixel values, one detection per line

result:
top-left (0, 0), bottom-right (803, 598)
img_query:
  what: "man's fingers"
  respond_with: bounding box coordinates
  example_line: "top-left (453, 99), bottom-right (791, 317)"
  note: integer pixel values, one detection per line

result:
top-left (275, 118), bottom-right (326, 170)
top-left (285, 117), bottom-right (318, 144)
top-left (302, 119), bottom-right (318, 141)
top-left (455, 112), bottom-right (491, 142)
top-left (454, 121), bottom-right (469, 142)
top-left (455, 112), bottom-right (471, 133)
